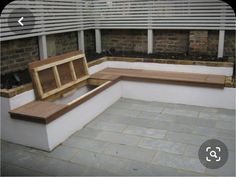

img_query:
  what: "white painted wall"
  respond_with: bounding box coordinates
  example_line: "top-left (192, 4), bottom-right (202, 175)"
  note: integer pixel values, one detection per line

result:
top-left (1, 96), bottom-right (49, 150)
top-left (88, 62), bottom-right (108, 75)
top-left (121, 80), bottom-right (235, 109)
top-left (46, 82), bottom-right (122, 150)
top-left (9, 90), bottom-right (35, 109)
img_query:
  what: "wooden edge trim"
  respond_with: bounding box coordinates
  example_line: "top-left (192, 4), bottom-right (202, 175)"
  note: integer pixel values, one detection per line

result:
top-left (34, 54), bottom-right (85, 72)
top-left (105, 56), bottom-right (234, 67)
top-left (28, 51), bottom-right (82, 70)
top-left (0, 83), bottom-right (33, 98)
top-left (10, 113), bottom-right (47, 124)
top-left (67, 81), bottom-right (111, 106)
top-left (121, 76), bottom-right (225, 88)
top-left (45, 79), bottom-right (119, 124)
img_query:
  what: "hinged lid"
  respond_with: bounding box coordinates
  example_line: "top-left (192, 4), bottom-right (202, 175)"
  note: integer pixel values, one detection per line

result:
top-left (29, 51), bottom-right (89, 99)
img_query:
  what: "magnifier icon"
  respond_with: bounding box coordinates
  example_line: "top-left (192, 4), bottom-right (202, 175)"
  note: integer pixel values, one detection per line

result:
top-left (210, 150), bottom-right (217, 158)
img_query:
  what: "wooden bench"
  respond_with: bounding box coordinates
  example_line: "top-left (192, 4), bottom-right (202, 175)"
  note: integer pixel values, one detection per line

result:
top-left (9, 53), bottom-right (225, 124)
top-left (90, 68), bottom-right (225, 88)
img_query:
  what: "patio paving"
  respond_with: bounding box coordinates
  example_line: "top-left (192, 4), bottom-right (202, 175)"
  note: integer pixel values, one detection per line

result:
top-left (1, 98), bottom-right (235, 176)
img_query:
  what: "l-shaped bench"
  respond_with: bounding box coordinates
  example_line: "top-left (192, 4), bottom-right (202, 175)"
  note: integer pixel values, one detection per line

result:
top-left (3, 51), bottom-right (233, 151)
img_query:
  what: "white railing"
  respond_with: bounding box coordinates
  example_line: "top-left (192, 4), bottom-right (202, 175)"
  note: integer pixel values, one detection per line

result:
top-left (0, 0), bottom-right (235, 41)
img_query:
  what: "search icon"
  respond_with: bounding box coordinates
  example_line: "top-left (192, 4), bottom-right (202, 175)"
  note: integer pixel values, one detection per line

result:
top-left (210, 150), bottom-right (217, 158)
top-left (199, 139), bottom-right (228, 169)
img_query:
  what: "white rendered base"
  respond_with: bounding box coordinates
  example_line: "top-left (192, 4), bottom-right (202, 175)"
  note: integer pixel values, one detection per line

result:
top-left (89, 61), bottom-right (233, 76)
top-left (46, 82), bottom-right (121, 150)
top-left (121, 81), bottom-right (235, 110)
top-left (1, 83), bottom-right (121, 151)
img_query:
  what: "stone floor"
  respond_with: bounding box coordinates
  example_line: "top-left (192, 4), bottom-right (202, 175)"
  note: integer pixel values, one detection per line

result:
top-left (1, 98), bottom-right (235, 176)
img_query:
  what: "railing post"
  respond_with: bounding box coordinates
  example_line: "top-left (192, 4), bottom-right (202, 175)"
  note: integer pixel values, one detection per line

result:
top-left (78, 30), bottom-right (85, 52)
top-left (147, 29), bottom-right (153, 54)
top-left (95, 29), bottom-right (102, 53)
top-left (38, 35), bottom-right (48, 60)
top-left (217, 30), bottom-right (225, 58)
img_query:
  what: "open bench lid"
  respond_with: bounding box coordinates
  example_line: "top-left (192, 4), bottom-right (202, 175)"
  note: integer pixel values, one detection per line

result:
top-left (29, 51), bottom-right (89, 100)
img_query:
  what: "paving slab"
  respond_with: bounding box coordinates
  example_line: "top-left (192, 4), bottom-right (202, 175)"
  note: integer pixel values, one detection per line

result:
top-left (103, 107), bottom-right (141, 117)
top-left (103, 143), bottom-right (156, 163)
top-left (72, 127), bottom-right (102, 139)
top-left (138, 137), bottom-right (186, 155)
top-left (87, 120), bottom-right (127, 132)
top-left (168, 122), bottom-right (194, 133)
top-left (152, 151), bottom-right (206, 173)
top-left (216, 120), bottom-right (235, 131)
top-left (173, 115), bottom-right (217, 128)
top-left (1, 98), bottom-right (235, 176)
top-left (2, 145), bottom-right (85, 176)
top-left (70, 148), bottom-right (128, 174)
top-left (121, 159), bottom-right (178, 176)
top-left (123, 125), bottom-right (167, 139)
top-left (63, 136), bottom-right (109, 153)
top-left (1, 162), bottom-right (46, 176)
top-left (162, 108), bottom-right (199, 118)
top-left (166, 131), bottom-right (208, 146)
top-left (95, 131), bottom-right (141, 145)
top-left (32, 145), bottom-right (78, 161)
top-left (184, 144), bottom-right (199, 158)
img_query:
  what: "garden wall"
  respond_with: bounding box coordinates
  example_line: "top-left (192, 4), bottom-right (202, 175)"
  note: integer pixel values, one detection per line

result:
top-left (46, 32), bottom-right (78, 57)
top-left (224, 30), bottom-right (236, 57)
top-left (1, 37), bottom-right (39, 75)
top-left (1, 29), bottom-right (235, 75)
top-left (153, 30), bottom-right (189, 54)
top-left (102, 29), bottom-right (147, 53)
top-left (84, 29), bottom-right (96, 53)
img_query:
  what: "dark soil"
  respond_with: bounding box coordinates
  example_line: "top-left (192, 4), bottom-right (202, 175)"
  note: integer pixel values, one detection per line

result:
top-left (90, 50), bottom-right (233, 62)
top-left (1, 51), bottom-right (234, 89)
top-left (1, 69), bottom-right (31, 89)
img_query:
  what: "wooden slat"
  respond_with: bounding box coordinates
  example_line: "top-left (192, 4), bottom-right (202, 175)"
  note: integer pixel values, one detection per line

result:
top-left (69, 61), bottom-right (77, 81)
top-left (1, 0), bottom-right (235, 41)
top-left (53, 66), bottom-right (62, 87)
top-left (29, 51), bottom-right (89, 99)
top-left (32, 71), bottom-right (44, 97)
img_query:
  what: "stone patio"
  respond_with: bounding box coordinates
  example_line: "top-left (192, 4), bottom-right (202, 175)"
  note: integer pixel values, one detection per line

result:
top-left (1, 98), bottom-right (235, 176)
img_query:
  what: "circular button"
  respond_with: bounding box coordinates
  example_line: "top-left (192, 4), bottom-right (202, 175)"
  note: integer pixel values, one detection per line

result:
top-left (198, 139), bottom-right (228, 169)
top-left (8, 8), bottom-right (35, 34)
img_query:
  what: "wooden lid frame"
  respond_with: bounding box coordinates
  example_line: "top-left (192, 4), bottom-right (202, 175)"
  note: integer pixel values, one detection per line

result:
top-left (29, 52), bottom-right (89, 99)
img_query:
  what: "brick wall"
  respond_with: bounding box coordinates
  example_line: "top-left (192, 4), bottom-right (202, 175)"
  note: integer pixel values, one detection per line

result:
top-left (84, 30), bottom-right (95, 53)
top-left (153, 30), bottom-right (189, 54)
top-left (1, 37), bottom-right (39, 75)
top-left (102, 29), bottom-right (147, 53)
top-left (1, 29), bottom-right (235, 76)
top-left (224, 30), bottom-right (235, 57)
top-left (208, 31), bottom-right (218, 56)
top-left (189, 30), bottom-right (208, 55)
top-left (47, 32), bottom-right (78, 57)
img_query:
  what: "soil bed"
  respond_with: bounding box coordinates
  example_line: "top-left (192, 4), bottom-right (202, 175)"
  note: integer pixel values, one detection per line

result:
top-left (1, 52), bottom-right (234, 89)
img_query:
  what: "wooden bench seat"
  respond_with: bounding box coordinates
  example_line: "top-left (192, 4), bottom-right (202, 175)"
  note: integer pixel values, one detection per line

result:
top-left (9, 68), bottom-right (225, 124)
top-left (91, 68), bottom-right (225, 88)
top-left (10, 101), bottom-right (67, 124)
